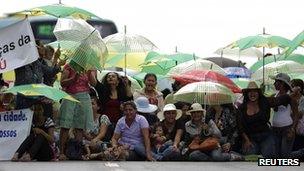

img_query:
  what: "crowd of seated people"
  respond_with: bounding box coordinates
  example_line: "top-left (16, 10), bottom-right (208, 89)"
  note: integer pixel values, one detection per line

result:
top-left (1, 54), bottom-right (302, 162)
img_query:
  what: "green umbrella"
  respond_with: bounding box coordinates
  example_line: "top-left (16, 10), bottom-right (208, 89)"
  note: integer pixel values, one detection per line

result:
top-left (227, 34), bottom-right (291, 50)
top-left (141, 53), bottom-right (196, 75)
top-left (12, 3), bottom-right (100, 20)
top-left (278, 54), bottom-right (304, 64)
top-left (231, 78), bottom-right (252, 89)
top-left (283, 30), bottom-right (304, 57)
top-left (250, 54), bottom-right (304, 72)
top-left (48, 40), bottom-right (80, 60)
top-left (225, 32), bottom-right (291, 84)
top-left (4, 84), bottom-right (78, 102)
top-left (231, 78), bottom-right (274, 96)
top-left (249, 55), bottom-right (279, 72)
top-left (144, 51), bottom-right (161, 62)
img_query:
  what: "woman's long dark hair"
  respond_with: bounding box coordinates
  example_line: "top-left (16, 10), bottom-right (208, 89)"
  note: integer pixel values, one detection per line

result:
top-left (100, 72), bottom-right (128, 103)
top-left (242, 89), bottom-right (265, 104)
top-left (241, 89), bottom-right (270, 117)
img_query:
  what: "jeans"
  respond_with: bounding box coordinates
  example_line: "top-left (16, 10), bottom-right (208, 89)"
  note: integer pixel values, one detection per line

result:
top-left (152, 140), bottom-right (173, 154)
top-left (242, 131), bottom-right (276, 158)
top-left (273, 126), bottom-right (295, 158)
top-left (134, 144), bottom-right (181, 161)
top-left (188, 148), bottom-right (231, 161)
top-left (188, 150), bottom-right (210, 161)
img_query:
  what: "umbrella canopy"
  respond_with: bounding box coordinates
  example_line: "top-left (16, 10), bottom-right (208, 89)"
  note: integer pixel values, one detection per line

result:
top-left (251, 60), bottom-right (304, 83)
top-left (215, 47), bottom-right (263, 58)
top-left (173, 81), bottom-right (236, 105)
top-left (204, 57), bottom-right (245, 68)
top-left (226, 34), bottom-right (291, 50)
top-left (172, 70), bottom-right (241, 93)
top-left (106, 52), bottom-right (148, 71)
top-left (53, 18), bottom-right (107, 72)
top-left (225, 33), bottom-right (291, 84)
top-left (249, 54), bottom-right (304, 72)
top-left (283, 30), bottom-right (304, 57)
top-left (4, 84), bottom-right (78, 102)
top-left (11, 3), bottom-right (100, 20)
top-left (231, 78), bottom-right (252, 89)
top-left (224, 67), bottom-right (252, 78)
top-left (104, 32), bottom-right (158, 71)
top-left (48, 40), bottom-right (79, 60)
top-left (167, 58), bottom-right (226, 76)
top-left (141, 53), bottom-right (196, 75)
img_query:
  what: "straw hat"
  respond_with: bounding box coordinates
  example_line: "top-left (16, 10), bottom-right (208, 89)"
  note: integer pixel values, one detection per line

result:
top-left (134, 96), bottom-right (158, 113)
top-left (157, 103), bottom-right (182, 121)
top-left (188, 103), bottom-right (206, 113)
top-left (270, 73), bottom-right (291, 89)
top-left (242, 81), bottom-right (260, 93)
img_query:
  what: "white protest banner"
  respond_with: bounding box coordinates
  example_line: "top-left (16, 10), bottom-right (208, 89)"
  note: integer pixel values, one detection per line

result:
top-left (0, 108), bottom-right (33, 160)
top-left (0, 19), bottom-right (39, 73)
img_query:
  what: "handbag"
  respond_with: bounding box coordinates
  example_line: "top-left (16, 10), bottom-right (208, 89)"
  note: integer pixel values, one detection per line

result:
top-left (199, 137), bottom-right (220, 151)
top-left (188, 137), bottom-right (219, 152)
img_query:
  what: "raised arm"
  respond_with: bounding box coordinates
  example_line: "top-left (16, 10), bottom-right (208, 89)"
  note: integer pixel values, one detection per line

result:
top-left (60, 67), bottom-right (77, 88)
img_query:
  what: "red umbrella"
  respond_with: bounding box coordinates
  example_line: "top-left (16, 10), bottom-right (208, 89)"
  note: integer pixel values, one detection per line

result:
top-left (172, 70), bottom-right (241, 93)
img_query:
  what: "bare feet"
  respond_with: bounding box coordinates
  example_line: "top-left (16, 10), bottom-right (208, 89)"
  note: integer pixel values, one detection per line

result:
top-left (11, 153), bottom-right (19, 161)
top-left (89, 152), bottom-right (105, 160)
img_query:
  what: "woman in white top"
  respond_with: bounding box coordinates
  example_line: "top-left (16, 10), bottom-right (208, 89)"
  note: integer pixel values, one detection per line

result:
top-left (271, 73), bottom-right (299, 158)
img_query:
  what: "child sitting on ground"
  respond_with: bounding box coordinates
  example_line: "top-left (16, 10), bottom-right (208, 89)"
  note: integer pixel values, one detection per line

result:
top-left (151, 124), bottom-right (168, 153)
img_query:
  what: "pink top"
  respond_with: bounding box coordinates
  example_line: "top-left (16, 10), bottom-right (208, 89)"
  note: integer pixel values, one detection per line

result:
top-left (62, 65), bottom-right (90, 94)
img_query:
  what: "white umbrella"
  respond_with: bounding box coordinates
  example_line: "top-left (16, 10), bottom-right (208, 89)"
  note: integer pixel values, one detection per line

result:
top-left (54, 18), bottom-right (100, 41)
top-left (173, 81), bottom-right (235, 105)
top-left (53, 18), bottom-right (107, 72)
top-left (167, 58), bottom-right (226, 76)
top-left (251, 60), bottom-right (304, 84)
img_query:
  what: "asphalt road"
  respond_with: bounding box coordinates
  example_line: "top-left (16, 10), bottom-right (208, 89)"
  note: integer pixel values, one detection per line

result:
top-left (0, 161), bottom-right (303, 171)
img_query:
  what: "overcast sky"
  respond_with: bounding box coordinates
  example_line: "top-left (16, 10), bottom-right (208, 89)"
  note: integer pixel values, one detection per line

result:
top-left (0, 0), bottom-right (303, 64)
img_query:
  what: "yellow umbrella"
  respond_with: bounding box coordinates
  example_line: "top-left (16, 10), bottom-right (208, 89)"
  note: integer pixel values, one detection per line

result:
top-left (104, 30), bottom-right (158, 72)
top-left (5, 84), bottom-right (78, 102)
top-left (105, 52), bottom-right (148, 71)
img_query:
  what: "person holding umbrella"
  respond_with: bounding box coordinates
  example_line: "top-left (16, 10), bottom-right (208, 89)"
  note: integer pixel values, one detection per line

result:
top-left (58, 63), bottom-right (97, 160)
